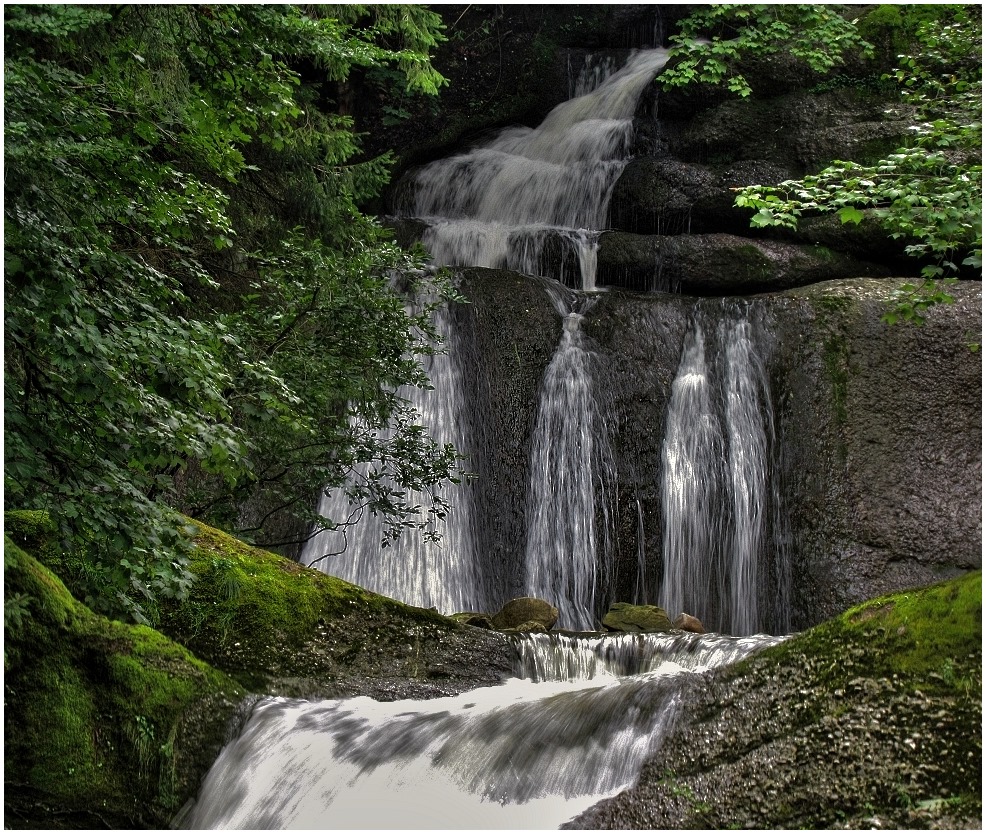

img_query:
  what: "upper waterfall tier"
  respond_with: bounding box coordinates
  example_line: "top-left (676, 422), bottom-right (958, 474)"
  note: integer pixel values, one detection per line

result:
top-left (398, 49), bottom-right (671, 290)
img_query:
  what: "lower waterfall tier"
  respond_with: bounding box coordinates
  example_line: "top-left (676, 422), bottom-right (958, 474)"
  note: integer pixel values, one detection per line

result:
top-left (181, 632), bottom-right (784, 829)
top-left (304, 270), bottom-right (981, 635)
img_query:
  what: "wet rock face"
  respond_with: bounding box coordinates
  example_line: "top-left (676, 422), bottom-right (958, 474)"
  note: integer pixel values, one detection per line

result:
top-left (658, 88), bottom-right (915, 172)
top-left (608, 157), bottom-right (799, 237)
top-left (597, 231), bottom-right (889, 294)
top-left (364, 8), bottom-right (980, 630)
top-left (774, 280), bottom-right (983, 627)
top-left (452, 268), bottom-right (564, 604)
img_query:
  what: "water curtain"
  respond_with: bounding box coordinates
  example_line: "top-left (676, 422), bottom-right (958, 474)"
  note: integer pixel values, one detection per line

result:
top-left (660, 304), bottom-right (790, 635)
top-left (300, 301), bottom-right (485, 614)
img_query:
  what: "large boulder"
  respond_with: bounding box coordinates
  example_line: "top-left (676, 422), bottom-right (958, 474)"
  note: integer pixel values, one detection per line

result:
top-left (772, 279), bottom-right (983, 625)
top-left (602, 602), bottom-right (673, 633)
top-left (491, 597), bottom-right (559, 631)
top-left (3, 532), bottom-right (245, 829)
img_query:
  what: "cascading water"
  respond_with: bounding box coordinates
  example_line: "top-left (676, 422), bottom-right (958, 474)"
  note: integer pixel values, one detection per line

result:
top-left (398, 48), bottom-right (671, 290)
top-left (299, 302), bottom-right (486, 615)
top-left (183, 17), bottom-right (809, 832)
top-left (659, 304), bottom-right (790, 635)
top-left (524, 302), bottom-right (615, 631)
top-left (181, 632), bottom-right (785, 830)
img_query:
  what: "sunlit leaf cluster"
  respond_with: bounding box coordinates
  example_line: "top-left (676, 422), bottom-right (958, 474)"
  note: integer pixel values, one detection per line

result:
top-left (661, 5), bottom-right (874, 97)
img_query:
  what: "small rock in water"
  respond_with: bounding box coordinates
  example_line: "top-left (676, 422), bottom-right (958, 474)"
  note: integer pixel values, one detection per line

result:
top-left (491, 597), bottom-right (559, 630)
top-left (602, 602), bottom-right (673, 633)
top-left (674, 612), bottom-right (707, 634)
top-left (450, 612), bottom-right (495, 629)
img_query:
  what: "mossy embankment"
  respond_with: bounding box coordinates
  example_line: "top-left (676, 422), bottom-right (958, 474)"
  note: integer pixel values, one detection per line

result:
top-left (568, 570), bottom-right (983, 830)
top-left (4, 511), bottom-right (515, 828)
top-left (3, 533), bottom-right (244, 828)
top-left (158, 519), bottom-right (515, 700)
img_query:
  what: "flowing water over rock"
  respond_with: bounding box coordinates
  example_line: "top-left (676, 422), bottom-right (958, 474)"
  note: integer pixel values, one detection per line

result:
top-left (299, 303), bottom-right (487, 615)
top-left (399, 48), bottom-right (671, 290)
top-left (524, 304), bottom-right (615, 631)
top-left (182, 632), bottom-right (784, 829)
top-left (659, 304), bottom-right (790, 635)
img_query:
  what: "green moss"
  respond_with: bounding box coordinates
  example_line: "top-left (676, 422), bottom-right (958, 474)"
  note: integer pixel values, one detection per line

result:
top-left (757, 571), bottom-right (982, 696)
top-left (4, 536), bottom-right (244, 828)
top-left (158, 520), bottom-right (456, 691)
top-left (843, 571), bottom-right (982, 689)
top-left (733, 244), bottom-right (772, 280)
top-left (857, 4), bottom-right (964, 57)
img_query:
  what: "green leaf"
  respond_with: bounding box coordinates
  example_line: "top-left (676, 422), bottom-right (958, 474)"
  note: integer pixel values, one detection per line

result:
top-left (838, 206), bottom-right (866, 225)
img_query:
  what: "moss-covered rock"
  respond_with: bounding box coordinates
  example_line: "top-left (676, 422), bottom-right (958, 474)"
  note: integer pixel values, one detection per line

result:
top-left (156, 519), bottom-right (515, 700)
top-left (567, 571), bottom-right (983, 829)
top-left (602, 602), bottom-right (673, 633)
top-left (3, 535), bottom-right (245, 829)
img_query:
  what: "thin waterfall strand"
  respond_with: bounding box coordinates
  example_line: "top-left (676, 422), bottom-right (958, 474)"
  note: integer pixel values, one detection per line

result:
top-left (524, 312), bottom-right (613, 631)
top-left (724, 318), bottom-right (769, 636)
top-left (660, 322), bottom-right (728, 630)
top-left (660, 307), bottom-right (786, 635)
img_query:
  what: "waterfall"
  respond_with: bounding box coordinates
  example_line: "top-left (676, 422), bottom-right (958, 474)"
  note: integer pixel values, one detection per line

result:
top-left (399, 48), bottom-right (671, 290)
top-left (299, 303), bottom-right (486, 615)
top-left (634, 495), bottom-right (648, 604)
top-left (661, 321), bottom-right (729, 630)
top-left (660, 305), bottom-right (788, 635)
top-left (524, 302), bottom-right (615, 631)
top-left (181, 633), bottom-right (783, 830)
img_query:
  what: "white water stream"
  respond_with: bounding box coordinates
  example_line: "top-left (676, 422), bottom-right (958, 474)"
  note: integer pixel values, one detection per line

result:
top-left (660, 306), bottom-right (789, 635)
top-left (299, 303), bottom-right (485, 615)
top-left (523, 308), bottom-right (614, 631)
top-left (182, 632), bottom-right (784, 829)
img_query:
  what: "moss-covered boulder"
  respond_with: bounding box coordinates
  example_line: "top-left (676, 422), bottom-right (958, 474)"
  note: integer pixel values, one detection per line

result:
top-left (491, 597), bottom-right (559, 631)
top-left (4, 510), bottom-right (518, 827)
top-left (602, 602), bottom-right (673, 633)
top-left (157, 520), bottom-right (515, 700)
top-left (3, 535), bottom-right (245, 829)
top-left (568, 571), bottom-right (983, 829)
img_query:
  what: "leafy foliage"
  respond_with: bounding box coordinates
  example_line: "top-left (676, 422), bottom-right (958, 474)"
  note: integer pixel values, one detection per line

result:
top-left (664, 5), bottom-right (981, 325)
top-left (660, 5), bottom-right (874, 97)
top-left (4, 4), bottom-right (456, 621)
top-left (729, 8), bottom-right (981, 322)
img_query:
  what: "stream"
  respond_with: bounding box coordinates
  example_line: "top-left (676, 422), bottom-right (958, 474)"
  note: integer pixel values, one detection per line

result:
top-left (182, 632), bottom-right (785, 829)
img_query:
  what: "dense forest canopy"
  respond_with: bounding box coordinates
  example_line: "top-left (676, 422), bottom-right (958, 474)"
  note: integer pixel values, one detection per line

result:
top-left (4, 3), bottom-right (981, 623)
top-left (4, 4), bottom-right (459, 622)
